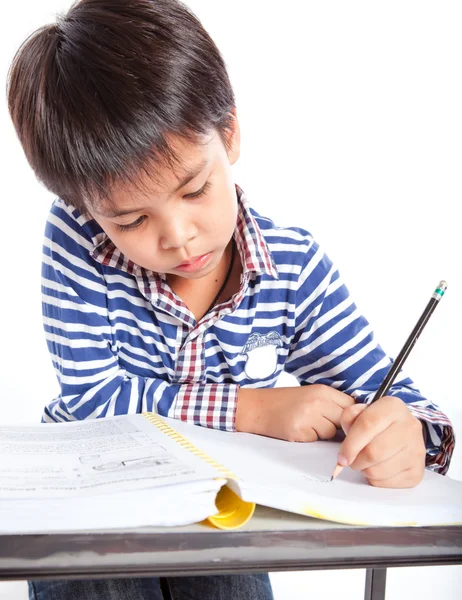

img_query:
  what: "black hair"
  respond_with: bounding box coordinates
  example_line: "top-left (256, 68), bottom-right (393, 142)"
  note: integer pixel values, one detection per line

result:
top-left (7, 0), bottom-right (236, 213)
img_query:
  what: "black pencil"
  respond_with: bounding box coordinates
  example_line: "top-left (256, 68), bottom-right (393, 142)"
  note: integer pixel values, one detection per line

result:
top-left (330, 280), bottom-right (448, 481)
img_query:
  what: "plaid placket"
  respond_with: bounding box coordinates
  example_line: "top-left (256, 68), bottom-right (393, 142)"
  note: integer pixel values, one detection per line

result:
top-left (172, 328), bottom-right (239, 430)
top-left (170, 291), bottom-right (245, 431)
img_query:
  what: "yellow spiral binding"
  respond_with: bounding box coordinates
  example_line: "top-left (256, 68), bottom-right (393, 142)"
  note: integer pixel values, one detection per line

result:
top-left (142, 412), bottom-right (235, 478)
top-left (141, 412), bottom-right (255, 530)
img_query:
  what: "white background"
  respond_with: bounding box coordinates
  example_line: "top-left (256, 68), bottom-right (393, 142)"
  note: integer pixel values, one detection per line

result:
top-left (1, 1), bottom-right (461, 598)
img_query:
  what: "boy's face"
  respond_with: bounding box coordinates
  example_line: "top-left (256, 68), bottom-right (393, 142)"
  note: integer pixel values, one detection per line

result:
top-left (91, 116), bottom-right (240, 281)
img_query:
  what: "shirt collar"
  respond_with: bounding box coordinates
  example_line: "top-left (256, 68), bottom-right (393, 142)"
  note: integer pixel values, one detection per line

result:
top-left (89, 183), bottom-right (278, 282)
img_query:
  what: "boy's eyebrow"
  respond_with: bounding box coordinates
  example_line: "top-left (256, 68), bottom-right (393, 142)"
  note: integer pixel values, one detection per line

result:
top-left (100, 158), bottom-right (209, 218)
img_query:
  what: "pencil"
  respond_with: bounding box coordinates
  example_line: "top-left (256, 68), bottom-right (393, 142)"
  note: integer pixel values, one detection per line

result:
top-left (330, 280), bottom-right (448, 482)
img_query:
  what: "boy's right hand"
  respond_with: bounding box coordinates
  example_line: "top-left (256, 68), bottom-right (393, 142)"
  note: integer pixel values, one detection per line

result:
top-left (236, 384), bottom-right (355, 442)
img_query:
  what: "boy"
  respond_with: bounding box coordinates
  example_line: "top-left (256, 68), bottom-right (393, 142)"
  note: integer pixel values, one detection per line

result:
top-left (7, 0), bottom-right (454, 599)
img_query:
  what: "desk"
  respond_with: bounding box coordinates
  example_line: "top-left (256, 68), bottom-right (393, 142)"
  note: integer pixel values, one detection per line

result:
top-left (1, 507), bottom-right (461, 600)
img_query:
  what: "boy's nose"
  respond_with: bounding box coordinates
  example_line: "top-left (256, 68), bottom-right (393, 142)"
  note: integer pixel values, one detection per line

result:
top-left (159, 215), bottom-right (197, 250)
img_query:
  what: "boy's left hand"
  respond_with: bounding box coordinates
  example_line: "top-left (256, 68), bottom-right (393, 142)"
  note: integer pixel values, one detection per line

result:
top-left (338, 396), bottom-right (427, 488)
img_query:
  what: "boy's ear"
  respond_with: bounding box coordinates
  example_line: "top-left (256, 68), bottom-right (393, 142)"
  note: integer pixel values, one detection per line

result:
top-left (226, 107), bottom-right (240, 166)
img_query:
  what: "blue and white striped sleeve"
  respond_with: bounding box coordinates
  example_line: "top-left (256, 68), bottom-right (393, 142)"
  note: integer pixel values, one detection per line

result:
top-left (41, 202), bottom-right (238, 429)
top-left (284, 239), bottom-right (454, 475)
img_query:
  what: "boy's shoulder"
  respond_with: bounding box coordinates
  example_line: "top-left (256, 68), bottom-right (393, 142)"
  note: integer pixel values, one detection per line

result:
top-left (46, 197), bottom-right (104, 248)
top-left (249, 203), bottom-right (319, 264)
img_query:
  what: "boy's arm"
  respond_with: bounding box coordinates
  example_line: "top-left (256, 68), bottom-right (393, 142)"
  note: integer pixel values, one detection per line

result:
top-left (41, 201), bottom-right (239, 430)
top-left (282, 241), bottom-right (454, 475)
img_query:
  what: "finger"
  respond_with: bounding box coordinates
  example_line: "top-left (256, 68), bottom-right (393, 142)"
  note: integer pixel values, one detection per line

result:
top-left (327, 388), bottom-right (356, 409)
top-left (349, 422), bottom-right (406, 472)
top-left (320, 401), bottom-right (344, 428)
top-left (296, 426), bottom-right (318, 443)
top-left (338, 401), bottom-right (397, 467)
top-left (340, 403), bottom-right (367, 435)
top-left (313, 417), bottom-right (338, 440)
top-left (362, 445), bottom-right (425, 484)
top-left (367, 465), bottom-right (425, 489)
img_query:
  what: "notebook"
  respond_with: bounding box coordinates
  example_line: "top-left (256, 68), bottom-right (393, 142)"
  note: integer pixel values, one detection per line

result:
top-left (0, 412), bottom-right (461, 534)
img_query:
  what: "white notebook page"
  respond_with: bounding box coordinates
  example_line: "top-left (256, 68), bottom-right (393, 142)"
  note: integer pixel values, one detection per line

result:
top-left (165, 416), bottom-right (462, 526)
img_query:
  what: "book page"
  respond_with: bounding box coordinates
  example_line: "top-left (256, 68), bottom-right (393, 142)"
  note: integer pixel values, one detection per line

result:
top-left (0, 414), bottom-right (229, 532)
top-left (165, 417), bottom-right (462, 526)
top-left (0, 414), bottom-right (222, 499)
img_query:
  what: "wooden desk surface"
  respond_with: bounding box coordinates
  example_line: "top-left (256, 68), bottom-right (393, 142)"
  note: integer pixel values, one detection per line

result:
top-left (1, 506), bottom-right (461, 581)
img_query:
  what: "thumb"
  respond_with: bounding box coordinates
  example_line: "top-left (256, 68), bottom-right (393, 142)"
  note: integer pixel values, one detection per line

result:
top-left (340, 403), bottom-right (368, 435)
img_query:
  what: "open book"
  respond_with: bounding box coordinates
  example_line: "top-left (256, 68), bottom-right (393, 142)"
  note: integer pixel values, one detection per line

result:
top-left (1, 412), bottom-right (461, 533)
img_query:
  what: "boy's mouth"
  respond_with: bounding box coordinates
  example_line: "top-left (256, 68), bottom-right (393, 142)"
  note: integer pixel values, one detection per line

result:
top-left (175, 252), bottom-right (213, 273)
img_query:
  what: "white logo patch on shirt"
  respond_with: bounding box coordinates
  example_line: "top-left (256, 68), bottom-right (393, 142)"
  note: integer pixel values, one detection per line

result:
top-left (241, 332), bottom-right (283, 379)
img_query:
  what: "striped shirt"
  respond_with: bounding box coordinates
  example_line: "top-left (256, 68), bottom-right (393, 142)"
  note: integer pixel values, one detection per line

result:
top-left (41, 184), bottom-right (454, 474)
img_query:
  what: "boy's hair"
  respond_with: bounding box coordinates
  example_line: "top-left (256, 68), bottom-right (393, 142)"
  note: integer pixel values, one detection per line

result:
top-left (7, 0), bottom-right (235, 213)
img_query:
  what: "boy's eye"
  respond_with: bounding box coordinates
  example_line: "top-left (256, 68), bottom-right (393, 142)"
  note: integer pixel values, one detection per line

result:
top-left (114, 182), bottom-right (210, 232)
top-left (116, 215), bottom-right (146, 232)
top-left (185, 181), bottom-right (211, 199)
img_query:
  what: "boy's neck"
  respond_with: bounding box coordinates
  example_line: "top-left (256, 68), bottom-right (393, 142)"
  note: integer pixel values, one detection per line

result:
top-left (167, 239), bottom-right (241, 323)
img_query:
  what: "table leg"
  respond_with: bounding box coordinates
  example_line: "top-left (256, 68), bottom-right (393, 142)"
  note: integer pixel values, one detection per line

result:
top-left (160, 577), bottom-right (172, 600)
top-left (364, 568), bottom-right (387, 600)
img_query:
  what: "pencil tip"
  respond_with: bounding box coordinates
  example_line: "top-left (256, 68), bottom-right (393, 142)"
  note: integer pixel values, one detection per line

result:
top-left (331, 464), bottom-right (344, 481)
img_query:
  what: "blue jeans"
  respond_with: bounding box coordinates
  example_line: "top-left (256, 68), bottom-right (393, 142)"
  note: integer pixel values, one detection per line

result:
top-left (29, 574), bottom-right (274, 599)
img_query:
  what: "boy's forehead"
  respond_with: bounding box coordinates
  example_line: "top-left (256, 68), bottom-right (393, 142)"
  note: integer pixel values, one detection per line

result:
top-left (96, 131), bottom-right (216, 216)
top-left (143, 131), bottom-right (214, 189)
